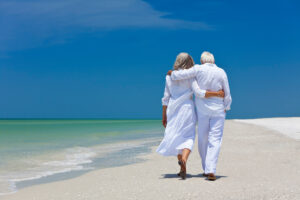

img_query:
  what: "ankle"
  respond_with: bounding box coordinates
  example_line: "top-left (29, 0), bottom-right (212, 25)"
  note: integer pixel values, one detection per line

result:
top-left (177, 155), bottom-right (182, 160)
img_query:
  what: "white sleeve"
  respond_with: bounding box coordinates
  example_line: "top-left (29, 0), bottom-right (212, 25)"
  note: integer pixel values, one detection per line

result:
top-left (222, 72), bottom-right (232, 111)
top-left (161, 78), bottom-right (171, 106)
top-left (191, 79), bottom-right (206, 98)
top-left (170, 66), bottom-right (197, 80)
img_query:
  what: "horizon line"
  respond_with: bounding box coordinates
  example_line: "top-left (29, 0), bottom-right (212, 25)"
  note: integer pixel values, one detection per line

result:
top-left (0, 118), bottom-right (161, 120)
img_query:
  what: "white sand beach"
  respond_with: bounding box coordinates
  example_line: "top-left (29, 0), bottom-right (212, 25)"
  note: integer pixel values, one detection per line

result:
top-left (2, 118), bottom-right (300, 200)
top-left (235, 117), bottom-right (300, 140)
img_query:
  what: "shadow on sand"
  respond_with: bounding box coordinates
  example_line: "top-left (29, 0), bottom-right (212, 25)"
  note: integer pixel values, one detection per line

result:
top-left (161, 173), bottom-right (227, 180)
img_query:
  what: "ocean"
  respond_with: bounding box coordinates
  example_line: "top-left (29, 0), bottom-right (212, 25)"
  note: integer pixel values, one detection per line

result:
top-left (0, 119), bottom-right (163, 195)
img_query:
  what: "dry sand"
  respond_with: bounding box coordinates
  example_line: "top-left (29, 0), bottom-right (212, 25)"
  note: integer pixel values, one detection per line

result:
top-left (2, 119), bottom-right (300, 200)
top-left (235, 117), bottom-right (300, 140)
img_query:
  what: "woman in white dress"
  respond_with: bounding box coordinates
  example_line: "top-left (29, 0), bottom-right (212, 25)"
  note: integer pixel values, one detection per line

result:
top-left (156, 53), bottom-right (224, 179)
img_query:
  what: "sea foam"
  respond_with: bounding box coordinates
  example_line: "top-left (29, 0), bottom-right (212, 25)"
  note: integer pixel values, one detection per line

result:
top-left (0, 139), bottom-right (158, 196)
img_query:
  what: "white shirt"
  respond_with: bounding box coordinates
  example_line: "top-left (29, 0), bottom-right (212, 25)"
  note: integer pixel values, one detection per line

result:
top-left (162, 75), bottom-right (206, 106)
top-left (171, 63), bottom-right (232, 115)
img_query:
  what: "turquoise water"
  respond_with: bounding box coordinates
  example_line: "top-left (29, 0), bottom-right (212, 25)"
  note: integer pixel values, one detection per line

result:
top-left (0, 120), bottom-right (163, 195)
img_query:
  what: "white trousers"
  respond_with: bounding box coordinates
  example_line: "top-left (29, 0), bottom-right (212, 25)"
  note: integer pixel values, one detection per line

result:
top-left (197, 112), bottom-right (225, 174)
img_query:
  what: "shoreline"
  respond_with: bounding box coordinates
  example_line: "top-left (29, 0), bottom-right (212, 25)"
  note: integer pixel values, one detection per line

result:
top-left (17, 138), bottom-right (161, 190)
top-left (2, 118), bottom-right (300, 199)
top-left (0, 138), bottom-right (161, 196)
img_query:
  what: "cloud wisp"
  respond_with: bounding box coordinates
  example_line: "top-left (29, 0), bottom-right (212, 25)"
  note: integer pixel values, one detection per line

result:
top-left (0, 0), bottom-right (210, 51)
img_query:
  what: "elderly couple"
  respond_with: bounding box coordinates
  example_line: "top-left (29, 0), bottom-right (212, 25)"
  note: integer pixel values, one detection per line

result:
top-left (156, 51), bottom-right (232, 181)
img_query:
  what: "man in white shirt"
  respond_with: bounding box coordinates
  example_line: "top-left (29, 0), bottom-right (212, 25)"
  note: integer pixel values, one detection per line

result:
top-left (168, 51), bottom-right (232, 181)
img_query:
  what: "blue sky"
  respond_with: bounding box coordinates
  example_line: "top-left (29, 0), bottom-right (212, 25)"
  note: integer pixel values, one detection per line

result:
top-left (0, 0), bottom-right (299, 119)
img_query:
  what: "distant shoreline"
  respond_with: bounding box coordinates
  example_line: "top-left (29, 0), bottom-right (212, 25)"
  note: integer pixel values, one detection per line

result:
top-left (0, 116), bottom-right (299, 120)
top-left (0, 118), bottom-right (161, 120)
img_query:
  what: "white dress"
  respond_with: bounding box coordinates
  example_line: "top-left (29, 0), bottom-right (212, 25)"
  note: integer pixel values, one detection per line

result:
top-left (156, 75), bottom-right (206, 156)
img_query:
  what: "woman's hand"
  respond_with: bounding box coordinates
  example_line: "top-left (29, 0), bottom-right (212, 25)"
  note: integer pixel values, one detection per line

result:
top-left (167, 70), bottom-right (173, 76)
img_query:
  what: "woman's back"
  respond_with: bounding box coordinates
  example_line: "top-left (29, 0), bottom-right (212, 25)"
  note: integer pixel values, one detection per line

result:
top-left (165, 75), bottom-right (192, 100)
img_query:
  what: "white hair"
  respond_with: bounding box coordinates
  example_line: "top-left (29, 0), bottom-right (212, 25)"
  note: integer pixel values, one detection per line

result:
top-left (173, 52), bottom-right (194, 70)
top-left (200, 51), bottom-right (215, 64)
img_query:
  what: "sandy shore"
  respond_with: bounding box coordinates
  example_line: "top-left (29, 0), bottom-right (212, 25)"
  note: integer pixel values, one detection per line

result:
top-left (235, 117), bottom-right (300, 140)
top-left (3, 119), bottom-right (300, 200)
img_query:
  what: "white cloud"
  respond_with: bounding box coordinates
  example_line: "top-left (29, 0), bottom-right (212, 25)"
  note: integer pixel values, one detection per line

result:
top-left (0, 0), bottom-right (210, 51)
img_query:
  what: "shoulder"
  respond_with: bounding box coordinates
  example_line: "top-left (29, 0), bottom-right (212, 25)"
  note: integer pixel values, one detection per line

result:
top-left (193, 64), bottom-right (205, 73)
top-left (164, 75), bottom-right (173, 88)
top-left (214, 65), bottom-right (228, 79)
top-left (165, 75), bottom-right (171, 81)
top-left (215, 64), bottom-right (226, 73)
top-left (193, 64), bottom-right (202, 69)
top-left (193, 64), bottom-right (207, 75)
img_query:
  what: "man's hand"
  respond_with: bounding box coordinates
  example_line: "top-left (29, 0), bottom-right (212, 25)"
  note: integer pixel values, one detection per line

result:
top-left (162, 116), bottom-right (167, 128)
top-left (167, 70), bottom-right (173, 76)
top-left (217, 90), bottom-right (225, 98)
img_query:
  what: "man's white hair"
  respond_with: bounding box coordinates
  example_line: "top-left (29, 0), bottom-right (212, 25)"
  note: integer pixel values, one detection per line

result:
top-left (200, 51), bottom-right (215, 64)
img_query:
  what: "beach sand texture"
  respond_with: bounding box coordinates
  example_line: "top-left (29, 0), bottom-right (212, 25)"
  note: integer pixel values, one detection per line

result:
top-left (2, 119), bottom-right (300, 200)
top-left (235, 117), bottom-right (300, 140)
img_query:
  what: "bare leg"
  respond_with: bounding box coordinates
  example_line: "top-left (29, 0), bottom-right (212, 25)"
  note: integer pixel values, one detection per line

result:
top-left (178, 148), bottom-right (191, 179)
top-left (177, 154), bottom-right (182, 161)
top-left (177, 154), bottom-right (183, 175)
top-left (182, 148), bottom-right (191, 163)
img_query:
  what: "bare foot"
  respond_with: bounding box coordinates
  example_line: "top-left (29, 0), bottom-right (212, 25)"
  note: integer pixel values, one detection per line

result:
top-left (178, 160), bottom-right (186, 180)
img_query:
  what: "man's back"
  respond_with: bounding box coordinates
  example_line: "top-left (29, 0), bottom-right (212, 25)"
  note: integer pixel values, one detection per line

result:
top-left (194, 63), bottom-right (226, 92)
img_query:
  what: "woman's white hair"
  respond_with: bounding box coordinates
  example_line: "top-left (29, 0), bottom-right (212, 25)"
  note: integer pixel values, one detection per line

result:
top-left (173, 52), bottom-right (194, 70)
top-left (200, 51), bottom-right (215, 64)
